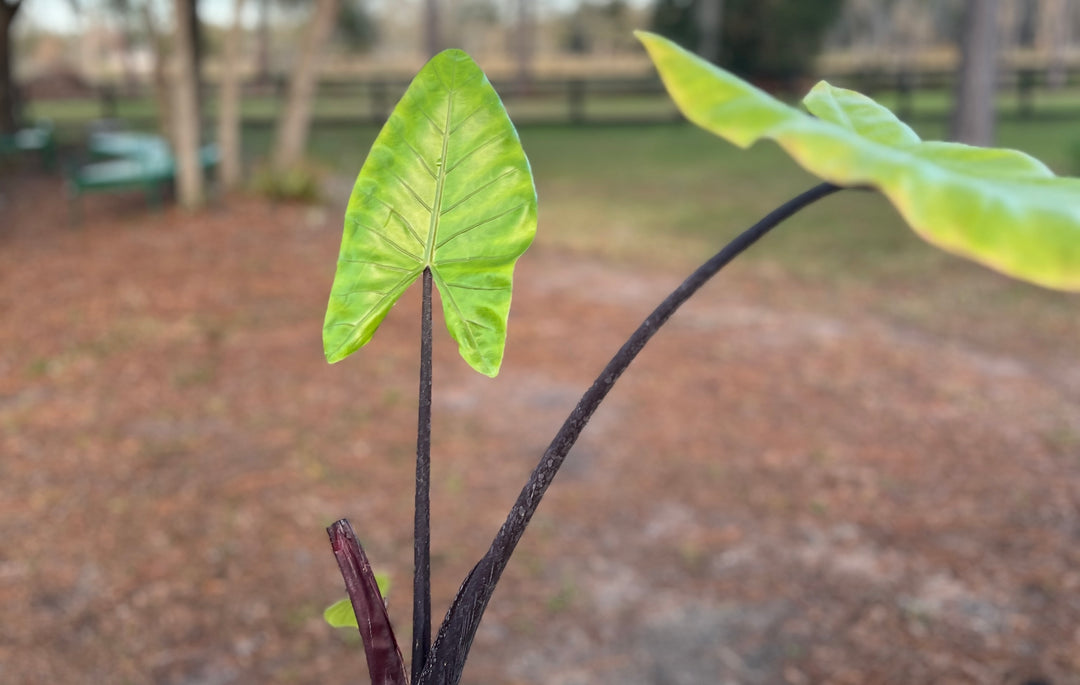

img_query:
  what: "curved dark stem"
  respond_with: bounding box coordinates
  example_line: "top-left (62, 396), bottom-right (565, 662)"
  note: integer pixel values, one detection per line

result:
top-left (418, 182), bottom-right (844, 685)
top-left (413, 267), bottom-right (434, 683)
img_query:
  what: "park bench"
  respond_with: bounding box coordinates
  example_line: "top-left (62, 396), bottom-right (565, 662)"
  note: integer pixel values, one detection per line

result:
top-left (0, 120), bottom-right (57, 171)
top-left (66, 130), bottom-right (219, 222)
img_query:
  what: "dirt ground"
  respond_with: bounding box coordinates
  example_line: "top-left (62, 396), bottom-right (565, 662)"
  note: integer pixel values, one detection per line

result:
top-left (1, 175), bottom-right (1079, 685)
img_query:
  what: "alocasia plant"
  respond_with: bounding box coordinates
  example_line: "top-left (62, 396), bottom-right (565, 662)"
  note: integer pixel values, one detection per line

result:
top-left (322, 47), bottom-right (537, 685)
top-left (322, 32), bottom-right (1080, 685)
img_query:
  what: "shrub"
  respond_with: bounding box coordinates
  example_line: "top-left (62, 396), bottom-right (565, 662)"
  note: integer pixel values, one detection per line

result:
top-left (651, 0), bottom-right (844, 85)
top-left (251, 160), bottom-right (324, 202)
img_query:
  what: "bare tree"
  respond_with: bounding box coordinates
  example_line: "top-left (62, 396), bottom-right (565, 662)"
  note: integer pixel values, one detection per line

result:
top-left (0, 0), bottom-right (22, 134)
top-left (186, 0), bottom-right (204, 116)
top-left (257, 0), bottom-right (271, 84)
top-left (172, 0), bottom-right (205, 208)
top-left (218, 0), bottom-right (247, 190)
top-left (514, 0), bottom-right (534, 93)
top-left (424, 0), bottom-right (441, 57)
top-left (271, 0), bottom-right (340, 171)
top-left (950, 0), bottom-right (1000, 145)
top-left (696, 0), bottom-right (723, 63)
top-left (137, 3), bottom-right (174, 140)
top-left (1039, 0), bottom-right (1068, 88)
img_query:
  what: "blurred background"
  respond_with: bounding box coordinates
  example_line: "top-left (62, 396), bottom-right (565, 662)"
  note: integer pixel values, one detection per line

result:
top-left (1, 1), bottom-right (1080, 684)
top-left (3, 0), bottom-right (1080, 189)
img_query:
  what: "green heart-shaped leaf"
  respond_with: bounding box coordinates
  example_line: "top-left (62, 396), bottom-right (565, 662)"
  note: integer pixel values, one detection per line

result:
top-left (324, 49), bottom-right (538, 375)
top-left (637, 30), bottom-right (1080, 292)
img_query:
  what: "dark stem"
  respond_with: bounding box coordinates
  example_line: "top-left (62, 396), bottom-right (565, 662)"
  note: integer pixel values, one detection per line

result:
top-left (327, 520), bottom-right (409, 685)
top-left (413, 267), bottom-right (434, 683)
top-left (419, 181), bottom-right (844, 685)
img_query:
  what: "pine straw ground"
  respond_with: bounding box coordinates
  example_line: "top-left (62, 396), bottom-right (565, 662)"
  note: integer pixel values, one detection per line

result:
top-left (1, 176), bottom-right (1078, 685)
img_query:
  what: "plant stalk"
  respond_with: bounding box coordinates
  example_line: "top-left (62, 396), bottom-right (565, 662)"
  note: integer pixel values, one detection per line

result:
top-left (328, 520), bottom-right (409, 685)
top-left (413, 266), bottom-right (434, 682)
top-left (419, 181), bottom-right (844, 685)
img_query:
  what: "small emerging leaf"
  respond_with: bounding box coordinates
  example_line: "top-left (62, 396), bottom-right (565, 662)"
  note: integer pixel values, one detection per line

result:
top-left (324, 571), bottom-right (391, 629)
top-left (637, 30), bottom-right (1080, 292)
top-left (324, 49), bottom-right (538, 375)
top-left (324, 597), bottom-right (361, 629)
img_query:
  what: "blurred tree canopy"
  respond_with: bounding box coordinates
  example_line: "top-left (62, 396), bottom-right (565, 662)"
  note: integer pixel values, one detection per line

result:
top-left (335, 0), bottom-right (377, 51)
top-left (651, 0), bottom-right (844, 85)
top-left (562, 0), bottom-right (636, 54)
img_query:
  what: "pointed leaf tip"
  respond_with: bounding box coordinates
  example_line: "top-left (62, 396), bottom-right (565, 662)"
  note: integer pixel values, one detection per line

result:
top-left (323, 48), bottom-right (537, 372)
top-left (637, 30), bottom-right (1080, 292)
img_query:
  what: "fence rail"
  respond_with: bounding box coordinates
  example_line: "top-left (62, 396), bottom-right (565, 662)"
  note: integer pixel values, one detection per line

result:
top-left (27, 66), bottom-right (1080, 136)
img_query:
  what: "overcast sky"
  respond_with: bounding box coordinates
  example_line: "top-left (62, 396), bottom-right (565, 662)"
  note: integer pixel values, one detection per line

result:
top-left (23, 0), bottom-right (248, 32)
top-left (19, 0), bottom-right (647, 34)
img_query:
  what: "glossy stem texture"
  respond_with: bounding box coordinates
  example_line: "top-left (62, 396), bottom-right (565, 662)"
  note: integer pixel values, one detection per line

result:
top-left (413, 267), bottom-right (434, 683)
top-left (328, 520), bottom-right (409, 685)
top-left (419, 182), bottom-right (844, 685)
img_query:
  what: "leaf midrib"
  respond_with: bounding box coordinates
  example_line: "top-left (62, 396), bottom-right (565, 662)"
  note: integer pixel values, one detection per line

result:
top-left (423, 61), bottom-right (457, 267)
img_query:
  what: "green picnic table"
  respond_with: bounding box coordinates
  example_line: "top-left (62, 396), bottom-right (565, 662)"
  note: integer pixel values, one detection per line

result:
top-left (0, 120), bottom-right (57, 170)
top-left (66, 131), bottom-right (219, 222)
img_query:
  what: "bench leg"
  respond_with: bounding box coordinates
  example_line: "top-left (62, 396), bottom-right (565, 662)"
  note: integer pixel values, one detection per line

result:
top-left (68, 191), bottom-right (82, 227)
top-left (144, 182), bottom-right (164, 211)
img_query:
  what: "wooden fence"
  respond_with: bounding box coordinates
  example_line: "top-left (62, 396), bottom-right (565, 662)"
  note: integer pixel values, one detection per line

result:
top-left (40, 65), bottom-right (1080, 134)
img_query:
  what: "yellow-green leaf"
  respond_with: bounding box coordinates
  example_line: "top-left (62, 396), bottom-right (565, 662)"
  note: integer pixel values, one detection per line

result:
top-left (323, 597), bottom-right (360, 629)
top-left (323, 571), bottom-right (391, 629)
top-left (323, 49), bottom-right (537, 374)
top-left (637, 30), bottom-right (1080, 292)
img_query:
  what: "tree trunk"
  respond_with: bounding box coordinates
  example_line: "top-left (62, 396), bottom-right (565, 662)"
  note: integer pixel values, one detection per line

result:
top-left (514, 0), bottom-right (533, 94)
top-left (271, 0), bottom-right (340, 171)
top-left (218, 0), bottom-right (246, 190)
top-left (172, 0), bottom-right (204, 208)
top-left (257, 0), bottom-right (270, 84)
top-left (187, 0), bottom-right (204, 122)
top-left (949, 0), bottom-right (999, 145)
top-left (696, 0), bottom-right (723, 63)
top-left (0, 0), bottom-right (22, 135)
top-left (113, 12), bottom-right (139, 95)
top-left (424, 0), bottom-right (440, 57)
top-left (1040, 0), bottom-right (1068, 89)
top-left (141, 4), bottom-right (173, 141)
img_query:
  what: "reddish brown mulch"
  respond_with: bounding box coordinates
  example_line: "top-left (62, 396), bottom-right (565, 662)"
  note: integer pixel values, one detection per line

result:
top-left (1, 176), bottom-right (1078, 685)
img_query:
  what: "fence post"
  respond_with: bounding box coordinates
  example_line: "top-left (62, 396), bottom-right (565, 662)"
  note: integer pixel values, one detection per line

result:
top-left (99, 85), bottom-right (118, 119)
top-left (370, 79), bottom-right (388, 124)
top-left (568, 79), bottom-right (586, 124)
top-left (896, 70), bottom-right (914, 121)
top-left (1017, 68), bottom-right (1036, 119)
